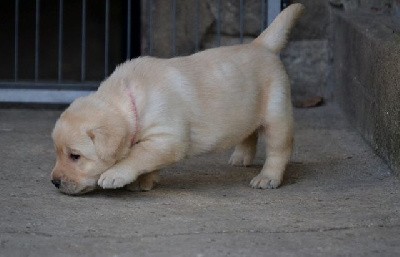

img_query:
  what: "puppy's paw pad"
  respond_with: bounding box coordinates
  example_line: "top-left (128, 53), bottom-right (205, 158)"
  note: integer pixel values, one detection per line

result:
top-left (250, 174), bottom-right (281, 189)
top-left (229, 150), bottom-right (254, 167)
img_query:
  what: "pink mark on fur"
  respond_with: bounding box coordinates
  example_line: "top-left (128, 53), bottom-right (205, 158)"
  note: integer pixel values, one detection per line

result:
top-left (126, 87), bottom-right (140, 146)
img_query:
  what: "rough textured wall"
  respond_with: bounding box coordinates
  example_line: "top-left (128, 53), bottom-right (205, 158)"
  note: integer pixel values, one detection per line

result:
top-left (285, 0), bottom-right (330, 100)
top-left (140, 0), bottom-right (214, 57)
top-left (291, 0), bottom-right (330, 40)
top-left (331, 8), bottom-right (400, 176)
top-left (141, 0), bottom-right (330, 56)
top-left (141, 0), bottom-right (330, 100)
top-left (330, 0), bottom-right (394, 12)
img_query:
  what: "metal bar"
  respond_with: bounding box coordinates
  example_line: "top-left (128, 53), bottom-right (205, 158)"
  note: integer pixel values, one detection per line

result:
top-left (261, 0), bottom-right (266, 31)
top-left (126, 0), bottom-right (131, 60)
top-left (14, 0), bottom-right (19, 81)
top-left (81, 0), bottom-right (86, 81)
top-left (58, 0), bottom-right (63, 82)
top-left (105, 0), bottom-right (110, 76)
top-left (195, 0), bottom-right (200, 52)
top-left (0, 81), bottom-right (99, 91)
top-left (35, 0), bottom-right (40, 81)
top-left (171, 0), bottom-right (176, 56)
top-left (240, 0), bottom-right (244, 43)
top-left (268, 0), bottom-right (280, 25)
top-left (216, 0), bottom-right (221, 47)
top-left (147, 0), bottom-right (153, 55)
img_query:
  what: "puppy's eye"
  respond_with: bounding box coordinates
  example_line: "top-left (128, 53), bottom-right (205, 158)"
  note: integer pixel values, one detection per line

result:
top-left (69, 154), bottom-right (81, 161)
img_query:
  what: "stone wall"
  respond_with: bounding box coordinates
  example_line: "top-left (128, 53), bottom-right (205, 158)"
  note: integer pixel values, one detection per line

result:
top-left (141, 0), bottom-right (330, 56)
top-left (330, 5), bottom-right (400, 176)
top-left (141, 0), bottom-right (268, 57)
top-left (140, 0), bottom-right (213, 57)
top-left (141, 0), bottom-right (330, 100)
top-left (330, 0), bottom-right (394, 13)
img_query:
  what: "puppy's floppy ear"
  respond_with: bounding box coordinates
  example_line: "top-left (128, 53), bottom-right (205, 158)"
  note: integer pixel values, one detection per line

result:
top-left (87, 126), bottom-right (127, 161)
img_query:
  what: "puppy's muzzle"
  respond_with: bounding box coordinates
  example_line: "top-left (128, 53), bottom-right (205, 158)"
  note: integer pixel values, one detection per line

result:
top-left (50, 174), bottom-right (97, 195)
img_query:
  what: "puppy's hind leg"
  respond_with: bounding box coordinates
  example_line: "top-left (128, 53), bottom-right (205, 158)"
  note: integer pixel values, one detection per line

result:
top-left (251, 78), bottom-right (294, 189)
top-left (229, 131), bottom-right (258, 167)
top-left (251, 118), bottom-right (293, 189)
top-left (125, 170), bottom-right (160, 192)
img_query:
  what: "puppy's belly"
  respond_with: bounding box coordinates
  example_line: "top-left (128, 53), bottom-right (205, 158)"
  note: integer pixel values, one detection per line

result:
top-left (187, 113), bottom-right (260, 156)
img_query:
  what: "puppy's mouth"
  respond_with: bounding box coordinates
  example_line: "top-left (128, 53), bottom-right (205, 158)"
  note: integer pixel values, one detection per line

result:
top-left (62, 186), bottom-right (97, 195)
top-left (54, 179), bottom-right (98, 195)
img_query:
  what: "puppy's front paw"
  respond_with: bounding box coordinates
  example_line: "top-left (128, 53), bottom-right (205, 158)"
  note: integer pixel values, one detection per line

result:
top-left (98, 168), bottom-right (135, 189)
top-left (250, 174), bottom-right (281, 189)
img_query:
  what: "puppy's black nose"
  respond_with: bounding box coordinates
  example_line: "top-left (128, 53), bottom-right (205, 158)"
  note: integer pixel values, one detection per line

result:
top-left (51, 179), bottom-right (61, 189)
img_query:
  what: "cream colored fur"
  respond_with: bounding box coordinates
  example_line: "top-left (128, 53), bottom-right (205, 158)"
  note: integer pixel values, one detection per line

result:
top-left (51, 4), bottom-right (305, 195)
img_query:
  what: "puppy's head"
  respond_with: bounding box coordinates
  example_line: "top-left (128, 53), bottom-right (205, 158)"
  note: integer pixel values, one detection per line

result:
top-left (51, 95), bottom-right (130, 195)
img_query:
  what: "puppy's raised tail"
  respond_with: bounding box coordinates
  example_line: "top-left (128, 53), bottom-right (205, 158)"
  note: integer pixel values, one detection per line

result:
top-left (253, 3), bottom-right (305, 53)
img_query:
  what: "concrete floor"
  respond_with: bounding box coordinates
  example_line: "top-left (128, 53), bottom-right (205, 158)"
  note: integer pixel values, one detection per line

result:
top-left (0, 104), bottom-right (399, 257)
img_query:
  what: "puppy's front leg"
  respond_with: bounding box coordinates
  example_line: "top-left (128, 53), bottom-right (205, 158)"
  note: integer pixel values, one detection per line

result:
top-left (98, 137), bottom-right (186, 189)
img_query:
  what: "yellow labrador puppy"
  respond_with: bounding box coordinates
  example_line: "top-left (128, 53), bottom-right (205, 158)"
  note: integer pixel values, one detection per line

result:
top-left (51, 4), bottom-right (304, 195)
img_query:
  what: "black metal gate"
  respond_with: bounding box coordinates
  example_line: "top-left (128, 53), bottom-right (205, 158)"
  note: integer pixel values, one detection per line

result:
top-left (0, 0), bottom-right (283, 104)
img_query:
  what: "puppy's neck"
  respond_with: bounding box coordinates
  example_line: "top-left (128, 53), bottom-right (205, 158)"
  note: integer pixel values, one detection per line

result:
top-left (125, 86), bottom-right (140, 146)
top-left (96, 78), bottom-right (141, 149)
